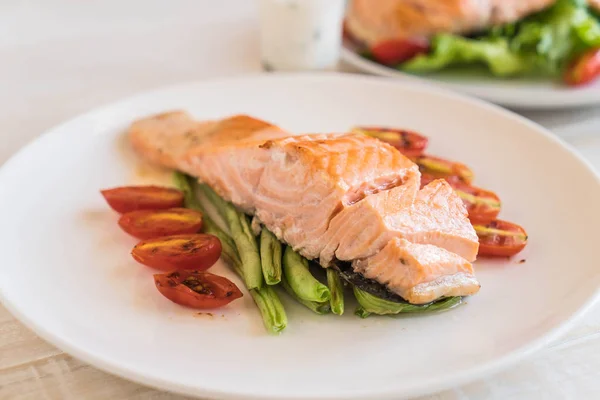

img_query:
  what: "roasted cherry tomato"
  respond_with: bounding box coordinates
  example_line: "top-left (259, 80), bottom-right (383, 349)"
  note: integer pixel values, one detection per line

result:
top-left (474, 220), bottom-right (528, 258)
top-left (353, 126), bottom-right (429, 157)
top-left (421, 172), bottom-right (458, 188)
top-left (118, 208), bottom-right (203, 239)
top-left (154, 270), bottom-right (243, 309)
top-left (132, 234), bottom-right (222, 271)
top-left (565, 48), bottom-right (600, 86)
top-left (101, 186), bottom-right (184, 213)
top-left (371, 39), bottom-right (429, 66)
top-left (421, 173), bottom-right (501, 224)
top-left (413, 155), bottom-right (474, 184)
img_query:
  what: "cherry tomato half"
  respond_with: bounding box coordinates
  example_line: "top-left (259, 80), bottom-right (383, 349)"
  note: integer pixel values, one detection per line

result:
top-left (413, 155), bottom-right (474, 184)
top-left (353, 126), bottom-right (429, 157)
top-left (101, 186), bottom-right (184, 213)
top-left (421, 173), bottom-right (501, 224)
top-left (565, 48), bottom-right (600, 86)
top-left (420, 172), bottom-right (458, 188)
top-left (474, 220), bottom-right (528, 258)
top-left (132, 234), bottom-right (222, 271)
top-left (371, 39), bottom-right (429, 66)
top-left (118, 208), bottom-right (203, 239)
top-left (154, 270), bottom-right (243, 309)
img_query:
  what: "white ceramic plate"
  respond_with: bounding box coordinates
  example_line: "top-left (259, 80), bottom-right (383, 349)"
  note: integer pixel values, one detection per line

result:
top-left (1, 73), bottom-right (599, 400)
top-left (342, 46), bottom-right (600, 109)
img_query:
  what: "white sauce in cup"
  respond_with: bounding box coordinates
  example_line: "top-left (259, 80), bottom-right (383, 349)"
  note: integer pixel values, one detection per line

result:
top-left (258, 0), bottom-right (346, 71)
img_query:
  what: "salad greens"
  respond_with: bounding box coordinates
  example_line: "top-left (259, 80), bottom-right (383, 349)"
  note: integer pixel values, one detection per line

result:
top-left (402, 0), bottom-right (600, 77)
top-left (403, 34), bottom-right (528, 76)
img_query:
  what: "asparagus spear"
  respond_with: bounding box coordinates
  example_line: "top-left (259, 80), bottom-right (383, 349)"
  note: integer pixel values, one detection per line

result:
top-left (353, 287), bottom-right (463, 318)
top-left (282, 246), bottom-right (330, 303)
top-left (198, 184), bottom-right (263, 290)
top-left (259, 228), bottom-right (282, 285)
top-left (281, 274), bottom-right (330, 315)
top-left (326, 268), bottom-right (345, 315)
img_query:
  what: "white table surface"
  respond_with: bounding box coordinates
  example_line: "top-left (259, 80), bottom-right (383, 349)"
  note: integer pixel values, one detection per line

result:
top-left (1, 1), bottom-right (600, 399)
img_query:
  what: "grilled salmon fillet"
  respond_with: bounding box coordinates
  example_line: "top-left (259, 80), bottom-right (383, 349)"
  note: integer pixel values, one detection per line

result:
top-left (129, 111), bottom-right (480, 304)
top-left (185, 133), bottom-right (422, 259)
top-left (346, 0), bottom-right (556, 45)
top-left (322, 178), bottom-right (479, 265)
top-left (129, 111), bottom-right (215, 169)
top-left (353, 238), bottom-right (480, 304)
top-left (129, 111), bottom-right (289, 171)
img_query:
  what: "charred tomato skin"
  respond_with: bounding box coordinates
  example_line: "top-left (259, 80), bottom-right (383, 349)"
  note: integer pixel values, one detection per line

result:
top-left (353, 126), bottom-right (429, 157)
top-left (101, 186), bottom-right (184, 213)
top-left (565, 48), bottom-right (600, 86)
top-left (131, 234), bottom-right (222, 271)
top-left (118, 208), bottom-right (203, 239)
top-left (413, 155), bottom-right (475, 184)
top-left (475, 219), bottom-right (528, 257)
top-left (154, 270), bottom-right (243, 309)
top-left (421, 173), bottom-right (501, 224)
top-left (371, 39), bottom-right (430, 66)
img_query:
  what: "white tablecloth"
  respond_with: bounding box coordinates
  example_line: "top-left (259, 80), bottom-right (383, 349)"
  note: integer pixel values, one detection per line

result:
top-left (2, 1), bottom-right (600, 399)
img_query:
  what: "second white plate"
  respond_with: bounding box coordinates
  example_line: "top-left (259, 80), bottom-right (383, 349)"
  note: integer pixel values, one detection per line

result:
top-left (342, 46), bottom-right (600, 109)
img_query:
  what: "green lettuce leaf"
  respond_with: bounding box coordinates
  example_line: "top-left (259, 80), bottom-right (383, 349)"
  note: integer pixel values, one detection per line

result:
top-left (402, 34), bottom-right (531, 76)
top-left (572, 7), bottom-right (600, 47)
top-left (401, 0), bottom-right (600, 77)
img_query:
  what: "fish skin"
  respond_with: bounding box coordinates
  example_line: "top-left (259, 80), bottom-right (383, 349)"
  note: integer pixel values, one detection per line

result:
top-left (353, 237), bottom-right (479, 304)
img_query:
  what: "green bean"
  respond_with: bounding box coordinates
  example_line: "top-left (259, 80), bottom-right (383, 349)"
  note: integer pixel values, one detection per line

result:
top-left (198, 184), bottom-right (263, 290)
top-left (205, 217), bottom-right (242, 275)
top-left (250, 286), bottom-right (287, 334)
top-left (326, 268), bottom-right (345, 315)
top-left (233, 214), bottom-right (263, 289)
top-left (172, 172), bottom-right (242, 273)
top-left (197, 183), bottom-right (230, 221)
top-left (260, 228), bottom-right (282, 285)
top-left (282, 246), bottom-right (330, 303)
top-left (281, 274), bottom-right (330, 315)
top-left (174, 172), bottom-right (286, 332)
top-left (353, 287), bottom-right (463, 318)
top-left (172, 172), bottom-right (201, 211)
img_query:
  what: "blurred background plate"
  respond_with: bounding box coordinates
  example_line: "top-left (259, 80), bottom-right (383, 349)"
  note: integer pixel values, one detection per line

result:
top-left (342, 45), bottom-right (600, 110)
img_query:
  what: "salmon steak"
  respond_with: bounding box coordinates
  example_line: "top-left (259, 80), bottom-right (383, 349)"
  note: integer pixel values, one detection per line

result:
top-left (129, 111), bottom-right (480, 304)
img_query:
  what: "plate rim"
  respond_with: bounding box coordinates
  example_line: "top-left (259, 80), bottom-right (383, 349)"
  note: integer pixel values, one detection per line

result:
top-left (341, 46), bottom-right (600, 110)
top-left (1, 72), bottom-right (600, 400)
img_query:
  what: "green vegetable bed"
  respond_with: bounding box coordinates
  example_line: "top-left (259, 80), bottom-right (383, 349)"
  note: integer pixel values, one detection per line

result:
top-left (174, 172), bottom-right (462, 334)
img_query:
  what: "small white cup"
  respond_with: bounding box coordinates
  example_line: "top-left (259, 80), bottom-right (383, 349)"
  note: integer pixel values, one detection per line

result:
top-left (258, 0), bottom-right (346, 72)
